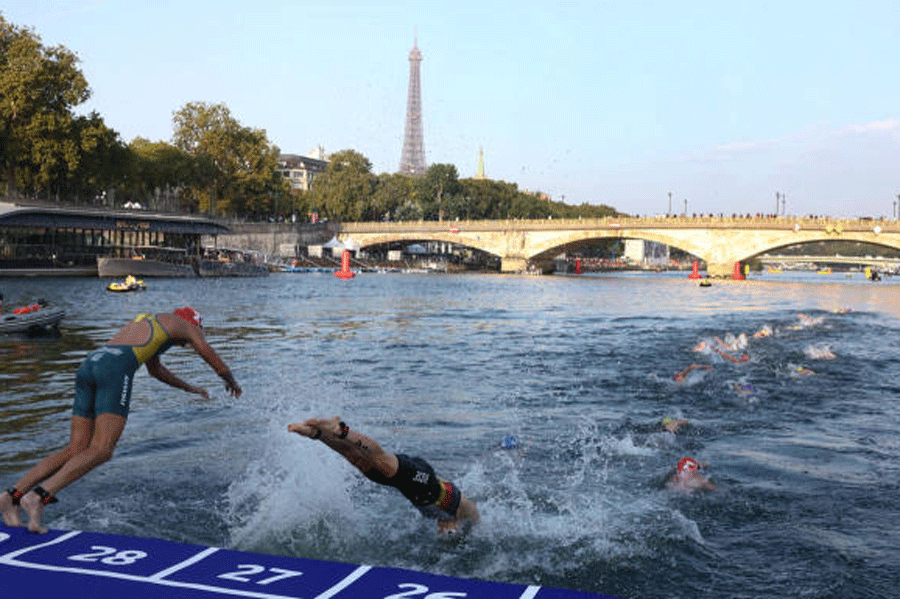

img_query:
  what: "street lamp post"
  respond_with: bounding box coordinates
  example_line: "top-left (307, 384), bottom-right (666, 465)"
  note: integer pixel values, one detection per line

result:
top-left (775, 192), bottom-right (780, 214)
top-left (781, 194), bottom-right (786, 216)
top-left (683, 198), bottom-right (688, 216)
top-left (668, 191), bottom-right (673, 215)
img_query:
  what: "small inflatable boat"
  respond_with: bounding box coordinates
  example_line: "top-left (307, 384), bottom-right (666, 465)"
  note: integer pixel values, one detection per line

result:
top-left (0, 304), bottom-right (65, 334)
top-left (107, 276), bottom-right (146, 293)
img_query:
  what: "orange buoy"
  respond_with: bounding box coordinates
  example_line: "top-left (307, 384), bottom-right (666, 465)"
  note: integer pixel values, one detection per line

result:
top-left (334, 250), bottom-right (355, 279)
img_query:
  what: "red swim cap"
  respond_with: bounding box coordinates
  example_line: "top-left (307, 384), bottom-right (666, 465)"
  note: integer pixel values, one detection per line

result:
top-left (173, 306), bottom-right (202, 327)
top-left (677, 457), bottom-right (700, 474)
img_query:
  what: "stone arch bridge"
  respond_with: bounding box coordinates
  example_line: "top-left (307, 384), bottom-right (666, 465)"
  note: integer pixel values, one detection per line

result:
top-left (337, 216), bottom-right (900, 276)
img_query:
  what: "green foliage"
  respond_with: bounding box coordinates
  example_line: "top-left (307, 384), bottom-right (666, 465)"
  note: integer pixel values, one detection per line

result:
top-left (125, 137), bottom-right (194, 210)
top-left (0, 14), bottom-right (91, 197)
top-left (172, 101), bottom-right (287, 216)
top-left (306, 149), bottom-right (377, 220)
top-left (420, 163), bottom-right (461, 220)
top-left (372, 173), bottom-right (420, 221)
top-left (303, 150), bottom-right (622, 222)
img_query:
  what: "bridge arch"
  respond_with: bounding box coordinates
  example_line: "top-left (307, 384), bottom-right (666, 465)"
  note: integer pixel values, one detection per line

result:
top-left (525, 230), bottom-right (705, 263)
top-left (341, 232), bottom-right (502, 260)
top-left (337, 217), bottom-right (900, 276)
top-left (524, 226), bottom-right (900, 276)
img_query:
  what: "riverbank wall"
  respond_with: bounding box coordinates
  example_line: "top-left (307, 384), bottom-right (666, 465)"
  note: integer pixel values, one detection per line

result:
top-left (203, 221), bottom-right (338, 257)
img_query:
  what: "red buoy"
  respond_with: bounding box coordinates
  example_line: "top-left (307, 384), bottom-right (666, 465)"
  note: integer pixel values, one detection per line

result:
top-left (688, 260), bottom-right (702, 279)
top-left (732, 261), bottom-right (746, 280)
top-left (334, 250), bottom-right (355, 279)
top-left (574, 258), bottom-right (582, 275)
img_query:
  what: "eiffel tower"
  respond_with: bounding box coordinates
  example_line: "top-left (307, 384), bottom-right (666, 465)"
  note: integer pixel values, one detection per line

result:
top-left (399, 35), bottom-right (426, 176)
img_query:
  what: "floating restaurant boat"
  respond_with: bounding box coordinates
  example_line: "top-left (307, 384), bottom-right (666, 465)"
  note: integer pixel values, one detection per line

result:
top-left (0, 201), bottom-right (229, 277)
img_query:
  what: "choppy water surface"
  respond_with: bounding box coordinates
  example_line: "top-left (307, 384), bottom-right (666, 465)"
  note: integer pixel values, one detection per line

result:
top-left (2, 271), bottom-right (899, 598)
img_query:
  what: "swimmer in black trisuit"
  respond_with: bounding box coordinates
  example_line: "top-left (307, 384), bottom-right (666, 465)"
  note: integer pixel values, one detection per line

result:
top-left (1, 307), bottom-right (242, 533)
top-left (288, 416), bottom-right (479, 535)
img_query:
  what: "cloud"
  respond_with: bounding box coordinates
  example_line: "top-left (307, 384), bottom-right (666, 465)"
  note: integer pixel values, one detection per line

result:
top-left (836, 118), bottom-right (900, 135)
top-left (672, 117), bottom-right (900, 164)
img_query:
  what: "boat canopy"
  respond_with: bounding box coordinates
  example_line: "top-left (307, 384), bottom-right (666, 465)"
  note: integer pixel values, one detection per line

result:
top-left (0, 202), bottom-right (229, 236)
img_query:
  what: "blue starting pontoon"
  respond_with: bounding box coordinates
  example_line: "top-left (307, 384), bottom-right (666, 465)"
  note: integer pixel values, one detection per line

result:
top-left (0, 525), bottom-right (617, 599)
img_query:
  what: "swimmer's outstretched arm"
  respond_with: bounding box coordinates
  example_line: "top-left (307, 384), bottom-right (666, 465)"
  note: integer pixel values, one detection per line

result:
top-left (288, 416), bottom-right (399, 478)
top-left (713, 348), bottom-right (749, 363)
top-left (674, 363), bottom-right (713, 381)
top-left (145, 355), bottom-right (210, 398)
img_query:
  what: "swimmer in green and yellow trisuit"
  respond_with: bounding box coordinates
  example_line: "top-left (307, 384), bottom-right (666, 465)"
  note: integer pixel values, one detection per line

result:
top-left (2, 307), bottom-right (242, 533)
top-left (289, 416), bottom-right (479, 536)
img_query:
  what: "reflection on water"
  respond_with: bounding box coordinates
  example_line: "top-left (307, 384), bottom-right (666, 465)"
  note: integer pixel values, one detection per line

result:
top-left (1, 272), bottom-right (900, 598)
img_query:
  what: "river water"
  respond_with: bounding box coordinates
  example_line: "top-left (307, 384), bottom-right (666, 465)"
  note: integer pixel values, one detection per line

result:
top-left (1, 271), bottom-right (898, 598)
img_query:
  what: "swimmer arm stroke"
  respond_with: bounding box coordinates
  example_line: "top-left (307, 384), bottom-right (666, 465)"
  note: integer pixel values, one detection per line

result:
top-left (288, 417), bottom-right (396, 476)
top-left (144, 355), bottom-right (210, 399)
top-left (161, 315), bottom-right (242, 398)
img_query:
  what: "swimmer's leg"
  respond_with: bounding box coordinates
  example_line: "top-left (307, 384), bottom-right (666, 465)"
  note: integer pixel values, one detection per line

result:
top-left (0, 490), bottom-right (23, 527)
top-left (437, 493), bottom-right (479, 536)
top-left (22, 413), bottom-right (126, 534)
top-left (7, 415), bottom-right (95, 530)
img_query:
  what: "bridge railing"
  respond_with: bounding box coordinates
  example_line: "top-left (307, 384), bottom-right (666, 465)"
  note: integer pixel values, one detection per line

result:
top-left (339, 215), bottom-right (899, 233)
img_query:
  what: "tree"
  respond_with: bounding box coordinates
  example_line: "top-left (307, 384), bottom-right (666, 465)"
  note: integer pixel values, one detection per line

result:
top-left (372, 173), bottom-right (419, 221)
top-left (66, 112), bottom-right (129, 202)
top-left (227, 125), bottom-right (285, 217)
top-left (420, 163), bottom-right (461, 221)
top-left (0, 15), bottom-right (90, 197)
top-left (306, 149), bottom-right (376, 221)
top-left (460, 178), bottom-right (521, 219)
top-left (126, 137), bottom-right (194, 210)
top-left (171, 101), bottom-right (286, 215)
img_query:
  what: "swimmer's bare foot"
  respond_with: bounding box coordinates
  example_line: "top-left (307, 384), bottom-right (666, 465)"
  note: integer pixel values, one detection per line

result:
top-left (1, 491), bottom-right (24, 527)
top-left (20, 491), bottom-right (48, 534)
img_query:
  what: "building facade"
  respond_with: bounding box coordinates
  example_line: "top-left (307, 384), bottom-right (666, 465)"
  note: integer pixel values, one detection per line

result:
top-left (278, 148), bottom-right (328, 193)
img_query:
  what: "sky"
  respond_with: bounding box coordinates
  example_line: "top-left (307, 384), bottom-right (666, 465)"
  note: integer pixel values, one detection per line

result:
top-left (3, 0), bottom-right (899, 218)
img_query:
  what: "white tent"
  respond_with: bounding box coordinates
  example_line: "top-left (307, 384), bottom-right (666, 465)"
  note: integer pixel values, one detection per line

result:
top-left (322, 236), bottom-right (344, 249)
